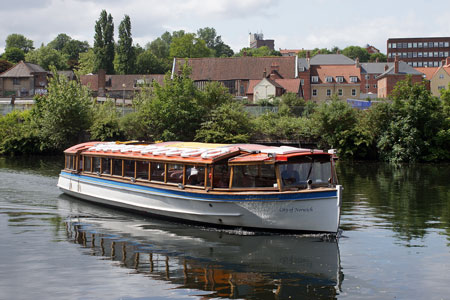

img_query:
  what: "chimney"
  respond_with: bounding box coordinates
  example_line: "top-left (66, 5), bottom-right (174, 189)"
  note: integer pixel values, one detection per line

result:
top-left (243, 51), bottom-right (247, 57)
top-left (337, 49), bottom-right (340, 54)
top-left (355, 57), bottom-right (360, 68)
top-left (394, 55), bottom-right (399, 73)
top-left (269, 73), bottom-right (276, 81)
top-left (271, 62), bottom-right (280, 73)
top-left (263, 68), bottom-right (267, 78)
top-left (306, 51), bottom-right (310, 59)
top-left (376, 57), bottom-right (379, 63)
top-left (384, 64), bottom-right (389, 71)
top-left (446, 57), bottom-right (450, 66)
top-left (98, 69), bottom-right (106, 97)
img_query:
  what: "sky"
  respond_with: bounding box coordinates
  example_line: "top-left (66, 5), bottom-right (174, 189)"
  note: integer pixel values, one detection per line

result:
top-left (1, 0), bottom-right (450, 55)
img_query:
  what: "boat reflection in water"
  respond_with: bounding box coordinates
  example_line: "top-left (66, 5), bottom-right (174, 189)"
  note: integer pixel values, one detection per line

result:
top-left (60, 195), bottom-right (342, 299)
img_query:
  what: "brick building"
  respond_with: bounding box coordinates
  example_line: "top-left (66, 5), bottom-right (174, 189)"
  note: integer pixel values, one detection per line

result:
top-left (249, 33), bottom-right (274, 50)
top-left (387, 37), bottom-right (450, 67)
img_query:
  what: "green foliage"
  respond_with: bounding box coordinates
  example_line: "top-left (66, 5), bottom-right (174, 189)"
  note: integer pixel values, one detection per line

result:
top-left (377, 78), bottom-right (449, 162)
top-left (94, 10), bottom-right (115, 73)
top-left (135, 50), bottom-right (168, 74)
top-left (312, 99), bottom-right (360, 158)
top-left (297, 48), bottom-right (335, 58)
top-left (200, 81), bottom-right (233, 110)
top-left (47, 33), bottom-right (72, 51)
top-left (169, 33), bottom-right (213, 58)
top-left (6, 34), bottom-right (34, 53)
top-left (0, 59), bottom-right (13, 73)
top-left (76, 49), bottom-right (96, 75)
top-left (116, 15), bottom-right (135, 74)
top-left (197, 27), bottom-right (234, 57)
top-left (195, 101), bottom-right (252, 143)
top-left (253, 113), bottom-right (315, 143)
top-left (3, 47), bottom-right (25, 63)
top-left (341, 46), bottom-right (370, 62)
top-left (48, 34), bottom-right (90, 63)
top-left (369, 52), bottom-right (387, 62)
top-left (236, 46), bottom-right (280, 57)
top-left (31, 68), bottom-right (93, 152)
top-left (90, 100), bottom-right (124, 141)
top-left (0, 110), bottom-right (40, 155)
top-left (25, 45), bottom-right (69, 70)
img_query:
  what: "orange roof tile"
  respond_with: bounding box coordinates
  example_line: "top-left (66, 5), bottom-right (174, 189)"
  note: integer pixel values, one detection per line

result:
top-left (415, 67), bottom-right (439, 80)
top-left (310, 65), bottom-right (360, 84)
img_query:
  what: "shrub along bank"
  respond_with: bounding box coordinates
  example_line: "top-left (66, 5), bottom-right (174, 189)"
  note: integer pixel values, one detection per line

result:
top-left (1, 68), bottom-right (449, 163)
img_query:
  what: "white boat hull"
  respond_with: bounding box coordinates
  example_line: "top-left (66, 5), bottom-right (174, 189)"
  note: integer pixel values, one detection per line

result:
top-left (58, 172), bottom-right (342, 233)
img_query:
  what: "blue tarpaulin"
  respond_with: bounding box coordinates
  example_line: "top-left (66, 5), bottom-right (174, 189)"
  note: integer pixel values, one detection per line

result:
top-left (347, 99), bottom-right (373, 109)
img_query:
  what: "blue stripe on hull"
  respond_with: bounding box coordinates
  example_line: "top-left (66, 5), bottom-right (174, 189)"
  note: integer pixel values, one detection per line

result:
top-left (60, 171), bottom-right (337, 202)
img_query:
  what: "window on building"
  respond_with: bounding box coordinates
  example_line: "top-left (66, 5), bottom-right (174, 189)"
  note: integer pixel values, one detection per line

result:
top-left (413, 42), bottom-right (417, 48)
top-left (423, 62), bottom-right (428, 67)
top-left (13, 78), bottom-right (20, 85)
top-left (445, 42), bottom-right (449, 47)
top-left (373, 75), bottom-right (377, 79)
top-left (413, 52), bottom-right (417, 58)
top-left (434, 61), bottom-right (439, 67)
top-left (434, 42), bottom-right (439, 47)
top-left (351, 89), bottom-right (356, 96)
top-left (439, 42), bottom-right (444, 47)
top-left (336, 76), bottom-right (344, 82)
top-left (338, 89), bottom-right (343, 96)
top-left (445, 52), bottom-right (449, 57)
top-left (408, 62), bottom-right (413, 66)
top-left (418, 61), bottom-right (423, 67)
top-left (300, 79), bottom-right (304, 85)
top-left (373, 84), bottom-right (377, 88)
top-left (311, 76), bottom-right (319, 83)
top-left (413, 62), bottom-right (417, 67)
top-left (418, 52), bottom-right (423, 58)
top-left (408, 43), bottom-right (412, 48)
top-left (403, 43), bottom-right (407, 48)
top-left (392, 43), bottom-right (397, 48)
top-left (365, 75), bottom-right (370, 80)
top-left (403, 52), bottom-right (407, 58)
top-left (408, 52), bottom-right (413, 58)
top-left (439, 52), bottom-right (444, 57)
top-left (424, 52), bottom-right (428, 58)
top-left (350, 76), bottom-right (358, 83)
top-left (365, 84), bottom-right (370, 89)
top-left (398, 43), bottom-right (402, 49)
top-left (438, 86), bottom-right (445, 90)
top-left (429, 52), bottom-right (433, 57)
top-left (312, 89), bottom-right (317, 96)
top-left (388, 43), bottom-right (392, 48)
top-left (440, 74), bottom-right (445, 79)
top-left (418, 42), bottom-right (423, 48)
top-left (428, 42), bottom-right (433, 48)
top-left (326, 76), bottom-right (333, 83)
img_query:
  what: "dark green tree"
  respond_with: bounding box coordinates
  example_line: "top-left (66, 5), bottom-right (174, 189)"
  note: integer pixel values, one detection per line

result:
top-left (116, 15), bottom-right (135, 74)
top-left (25, 45), bottom-right (69, 70)
top-left (47, 33), bottom-right (72, 51)
top-left (90, 100), bottom-right (124, 141)
top-left (5, 34), bottom-right (34, 53)
top-left (0, 59), bottom-right (13, 73)
top-left (169, 33), bottom-right (213, 58)
top-left (135, 50), bottom-right (168, 74)
top-left (342, 46), bottom-right (370, 62)
top-left (369, 52), bottom-right (387, 62)
top-left (3, 47), bottom-right (25, 63)
top-left (147, 37), bottom-right (170, 59)
top-left (236, 46), bottom-right (280, 57)
top-left (197, 27), bottom-right (234, 57)
top-left (93, 10), bottom-right (115, 73)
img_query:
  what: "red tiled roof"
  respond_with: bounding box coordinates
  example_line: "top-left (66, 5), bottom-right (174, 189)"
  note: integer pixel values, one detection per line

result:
top-left (174, 56), bottom-right (296, 81)
top-left (415, 67), bottom-right (438, 80)
top-left (80, 74), bottom-right (165, 91)
top-left (0, 61), bottom-right (47, 78)
top-left (310, 65), bottom-right (360, 84)
top-left (274, 79), bottom-right (301, 93)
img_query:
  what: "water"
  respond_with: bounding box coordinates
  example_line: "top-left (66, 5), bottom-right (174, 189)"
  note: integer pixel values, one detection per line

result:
top-left (0, 157), bottom-right (449, 300)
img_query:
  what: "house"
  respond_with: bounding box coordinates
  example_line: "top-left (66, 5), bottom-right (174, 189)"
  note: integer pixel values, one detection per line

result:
top-left (80, 70), bottom-right (165, 99)
top-left (248, 68), bottom-right (302, 102)
top-left (307, 54), bottom-right (361, 101)
top-left (377, 55), bottom-right (424, 98)
top-left (0, 61), bottom-right (48, 97)
top-left (365, 44), bottom-right (380, 54)
top-left (172, 56), bottom-right (298, 100)
top-left (360, 61), bottom-right (394, 98)
top-left (415, 57), bottom-right (450, 97)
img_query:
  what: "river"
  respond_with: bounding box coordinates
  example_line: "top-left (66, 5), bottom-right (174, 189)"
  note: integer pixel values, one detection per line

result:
top-left (0, 156), bottom-right (449, 299)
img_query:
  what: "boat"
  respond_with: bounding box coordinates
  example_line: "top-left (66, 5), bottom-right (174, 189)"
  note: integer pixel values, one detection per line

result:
top-left (57, 141), bottom-right (343, 233)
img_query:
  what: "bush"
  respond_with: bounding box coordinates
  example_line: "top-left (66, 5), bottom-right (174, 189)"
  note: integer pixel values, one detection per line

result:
top-left (0, 110), bottom-right (40, 155)
top-left (90, 100), bottom-right (124, 141)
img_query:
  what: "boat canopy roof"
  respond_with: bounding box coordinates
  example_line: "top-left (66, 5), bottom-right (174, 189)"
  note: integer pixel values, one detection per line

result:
top-left (64, 141), bottom-right (330, 163)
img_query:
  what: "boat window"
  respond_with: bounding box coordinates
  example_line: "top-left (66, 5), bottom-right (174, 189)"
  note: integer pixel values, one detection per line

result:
top-left (92, 157), bottom-right (100, 173)
top-left (279, 155), bottom-right (331, 188)
top-left (101, 157), bottom-right (111, 175)
top-left (167, 164), bottom-right (183, 184)
top-left (232, 164), bottom-right (277, 188)
top-left (84, 156), bottom-right (91, 172)
top-left (113, 159), bottom-right (123, 176)
top-left (124, 160), bottom-right (135, 178)
top-left (185, 165), bottom-right (205, 187)
top-left (136, 161), bottom-right (149, 180)
top-left (213, 163), bottom-right (230, 188)
top-left (150, 162), bottom-right (165, 182)
top-left (66, 155), bottom-right (75, 170)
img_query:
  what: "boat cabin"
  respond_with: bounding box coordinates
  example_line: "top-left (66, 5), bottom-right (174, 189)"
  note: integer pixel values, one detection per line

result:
top-left (63, 142), bottom-right (337, 193)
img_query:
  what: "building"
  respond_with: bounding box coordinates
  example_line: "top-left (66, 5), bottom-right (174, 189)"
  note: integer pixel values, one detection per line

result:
top-left (360, 62), bottom-right (394, 98)
top-left (415, 57), bottom-right (450, 97)
top-left (308, 54), bottom-right (361, 102)
top-left (279, 49), bottom-right (302, 57)
top-left (249, 33), bottom-right (274, 50)
top-left (377, 56), bottom-right (424, 98)
top-left (387, 37), bottom-right (450, 67)
top-left (172, 56), bottom-right (297, 101)
top-left (365, 44), bottom-right (380, 54)
top-left (0, 61), bottom-right (48, 97)
top-left (80, 71), bottom-right (165, 99)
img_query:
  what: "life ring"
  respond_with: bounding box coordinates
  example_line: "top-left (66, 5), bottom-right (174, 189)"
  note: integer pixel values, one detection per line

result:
top-left (201, 148), bottom-right (230, 159)
top-left (180, 148), bottom-right (207, 157)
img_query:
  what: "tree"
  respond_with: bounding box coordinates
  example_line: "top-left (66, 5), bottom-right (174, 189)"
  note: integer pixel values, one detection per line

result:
top-left (90, 100), bottom-right (124, 141)
top-left (5, 34), bottom-right (34, 53)
top-left (369, 52), bottom-right (387, 62)
top-left (169, 33), bottom-right (213, 58)
top-left (195, 101), bottom-right (252, 143)
top-left (197, 27), bottom-right (234, 57)
top-left (135, 50), bottom-right (168, 74)
top-left (236, 46), bottom-right (280, 57)
top-left (25, 46), bottom-right (69, 70)
top-left (297, 48), bottom-right (333, 58)
top-left (93, 10), bottom-right (115, 73)
top-left (3, 47), bottom-right (25, 63)
top-left (0, 59), bottom-right (13, 73)
top-left (147, 37), bottom-right (170, 59)
top-left (48, 33), bottom-right (72, 51)
top-left (31, 67), bottom-right (93, 151)
top-left (116, 15), bottom-right (135, 74)
top-left (342, 46), bottom-right (370, 62)
top-left (76, 48), bottom-right (96, 75)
